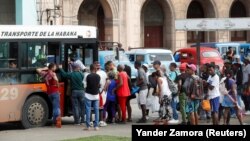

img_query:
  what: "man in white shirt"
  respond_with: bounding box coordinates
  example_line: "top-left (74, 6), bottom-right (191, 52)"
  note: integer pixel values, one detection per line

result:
top-left (206, 64), bottom-right (220, 125)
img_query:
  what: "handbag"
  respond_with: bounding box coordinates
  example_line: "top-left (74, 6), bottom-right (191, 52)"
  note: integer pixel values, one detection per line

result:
top-left (201, 99), bottom-right (211, 111)
top-left (99, 91), bottom-right (107, 108)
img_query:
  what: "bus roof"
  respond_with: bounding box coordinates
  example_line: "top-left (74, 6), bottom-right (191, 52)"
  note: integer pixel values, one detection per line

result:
top-left (0, 25), bottom-right (97, 39)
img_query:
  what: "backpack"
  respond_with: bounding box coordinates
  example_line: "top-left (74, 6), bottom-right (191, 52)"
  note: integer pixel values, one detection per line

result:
top-left (219, 77), bottom-right (228, 95)
top-left (190, 76), bottom-right (203, 100)
top-left (166, 75), bottom-right (178, 94)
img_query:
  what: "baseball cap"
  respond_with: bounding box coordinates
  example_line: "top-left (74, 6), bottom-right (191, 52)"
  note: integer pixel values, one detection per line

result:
top-left (71, 62), bottom-right (80, 69)
top-left (142, 64), bottom-right (149, 69)
top-left (152, 60), bottom-right (161, 65)
top-left (186, 64), bottom-right (197, 71)
top-left (179, 62), bottom-right (188, 71)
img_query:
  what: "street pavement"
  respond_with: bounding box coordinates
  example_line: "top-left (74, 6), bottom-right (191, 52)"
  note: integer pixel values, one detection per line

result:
top-left (0, 99), bottom-right (250, 141)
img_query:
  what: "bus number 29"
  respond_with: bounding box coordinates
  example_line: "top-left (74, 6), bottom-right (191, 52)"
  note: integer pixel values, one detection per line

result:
top-left (0, 88), bottom-right (18, 101)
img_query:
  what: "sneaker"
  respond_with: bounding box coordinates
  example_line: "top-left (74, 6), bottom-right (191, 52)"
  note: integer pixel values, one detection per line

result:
top-left (146, 116), bottom-right (149, 120)
top-left (94, 127), bottom-right (99, 131)
top-left (245, 111), bottom-right (250, 115)
top-left (231, 114), bottom-right (237, 118)
top-left (56, 117), bottom-right (62, 128)
top-left (99, 121), bottom-right (107, 127)
top-left (83, 127), bottom-right (90, 131)
top-left (168, 119), bottom-right (179, 124)
top-left (90, 122), bottom-right (94, 127)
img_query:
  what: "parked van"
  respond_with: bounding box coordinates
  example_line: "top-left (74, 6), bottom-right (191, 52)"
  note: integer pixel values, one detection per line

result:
top-left (174, 47), bottom-right (224, 70)
top-left (126, 48), bottom-right (176, 73)
top-left (98, 50), bottom-right (137, 79)
top-left (191, 42), bottom-right (241, 60)
top-left (240, 43), bottom-right (250, 59)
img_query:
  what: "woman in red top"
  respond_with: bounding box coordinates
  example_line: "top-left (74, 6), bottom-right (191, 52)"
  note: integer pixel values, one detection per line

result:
top-left (36, 63), bottom-right (61, 128)
top-left (114, 65), bottom-right (131, 123)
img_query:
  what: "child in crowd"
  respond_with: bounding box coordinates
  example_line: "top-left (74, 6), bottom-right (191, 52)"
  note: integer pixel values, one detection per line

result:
top-left (103, 72), bottom-right (117, 123)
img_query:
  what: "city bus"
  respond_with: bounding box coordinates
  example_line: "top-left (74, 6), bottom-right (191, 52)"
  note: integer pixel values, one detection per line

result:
top-left (0, 25), bottom-right (98, 128)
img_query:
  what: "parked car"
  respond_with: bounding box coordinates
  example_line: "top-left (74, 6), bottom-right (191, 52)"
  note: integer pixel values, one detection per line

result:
top-left (126, 48), bottom-right (176, 73)
top-left (174, 47), bottom-right (224, 70)
top-left (191, 42), bottom-right (241, 60)
top-left (98, 50), bottom-right (137, 79)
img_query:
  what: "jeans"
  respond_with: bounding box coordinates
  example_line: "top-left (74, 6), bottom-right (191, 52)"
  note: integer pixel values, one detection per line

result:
top-left (72, 90), bottom-right (85, 124)
top-left (171, 96), bottom-right (179, 120)
top-left (85, 98), bottom-right (99, 128)
top-left (48, 92), bottom-right (60, 123)
top-left (179, 93), bottom-right (187, 123)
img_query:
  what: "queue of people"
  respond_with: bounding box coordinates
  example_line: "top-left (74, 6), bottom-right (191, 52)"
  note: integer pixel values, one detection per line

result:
top-left (35, 54), bottom-right (250, 129)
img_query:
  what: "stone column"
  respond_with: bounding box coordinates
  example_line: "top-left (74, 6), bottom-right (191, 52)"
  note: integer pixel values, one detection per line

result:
top-left (16, 0), bottom-right (37, 25)
top-left (171, 0), bottom-right (189, 50)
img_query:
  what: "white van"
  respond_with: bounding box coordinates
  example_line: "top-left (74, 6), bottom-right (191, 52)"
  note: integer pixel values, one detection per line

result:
top-left (126, 48), bottom-right (176, 73)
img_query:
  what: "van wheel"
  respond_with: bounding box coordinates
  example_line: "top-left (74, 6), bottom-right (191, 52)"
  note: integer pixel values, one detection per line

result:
top-left (21, 96), bottom-right (49, 129)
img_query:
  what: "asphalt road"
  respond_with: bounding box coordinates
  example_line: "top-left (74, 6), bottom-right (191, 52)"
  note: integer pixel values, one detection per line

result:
top-left (0, 99), bottom-right (250, 141)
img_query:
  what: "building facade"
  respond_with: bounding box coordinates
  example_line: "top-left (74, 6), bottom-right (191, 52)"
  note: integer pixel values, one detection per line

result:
top-left (0, 0), bottom-right (37, 25)
top-left (1, 0), bottom-right (250, 51)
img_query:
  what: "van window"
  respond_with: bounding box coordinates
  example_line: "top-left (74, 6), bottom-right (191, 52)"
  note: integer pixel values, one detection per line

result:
top-left (136, 55), bottom-right (145, 62)
top-left (149, 53), bottom-right (173, 61)
top-left (202, 51), bottom-right (219, 58)
top-left (129, 55), bottom-right (135, 62)
top-left (222, 46), bottom-right (237, 54)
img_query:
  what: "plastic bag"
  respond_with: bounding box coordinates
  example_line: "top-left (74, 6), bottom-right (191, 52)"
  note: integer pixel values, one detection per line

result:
top-left (201, 99), bottom-right (211, 111)
top-left (151, 96), bottom-right (160, 113)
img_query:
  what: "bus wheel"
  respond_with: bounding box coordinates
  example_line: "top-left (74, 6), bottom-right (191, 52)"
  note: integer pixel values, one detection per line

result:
top-left (21, 96), bottom-right (49, 129)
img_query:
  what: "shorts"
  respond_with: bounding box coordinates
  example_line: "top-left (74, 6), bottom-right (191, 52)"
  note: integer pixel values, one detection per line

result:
top-left (137, 89), bottom-right (148, 105)
top-left (186, 99), bottom-right (200, 113)
top-left (210, 96), bottom-right (220, 112)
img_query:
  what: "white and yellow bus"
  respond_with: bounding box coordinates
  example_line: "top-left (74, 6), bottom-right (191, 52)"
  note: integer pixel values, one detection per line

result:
top-left (0, 25), bottom-right (98, 128)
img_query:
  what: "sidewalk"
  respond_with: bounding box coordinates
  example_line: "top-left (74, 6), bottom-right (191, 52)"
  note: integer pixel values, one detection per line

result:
top-left (0, 99), bottom-right (249, 141)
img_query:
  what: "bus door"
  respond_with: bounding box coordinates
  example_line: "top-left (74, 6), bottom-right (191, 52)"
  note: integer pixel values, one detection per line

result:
top-left (62, 43), bottom-right (97, 115)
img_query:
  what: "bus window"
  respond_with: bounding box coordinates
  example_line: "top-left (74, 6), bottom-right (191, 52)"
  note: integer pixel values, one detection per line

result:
top-left (0, 61), bottom-right (19, 85)
top-left (136, 55), bottom-right (145, 62)
top-left (0, 42), bottom-right (18, 68)
top-left (85, 48), bottom-right (93, 66)
top-left (20, 42), bottom-right (48, 68)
